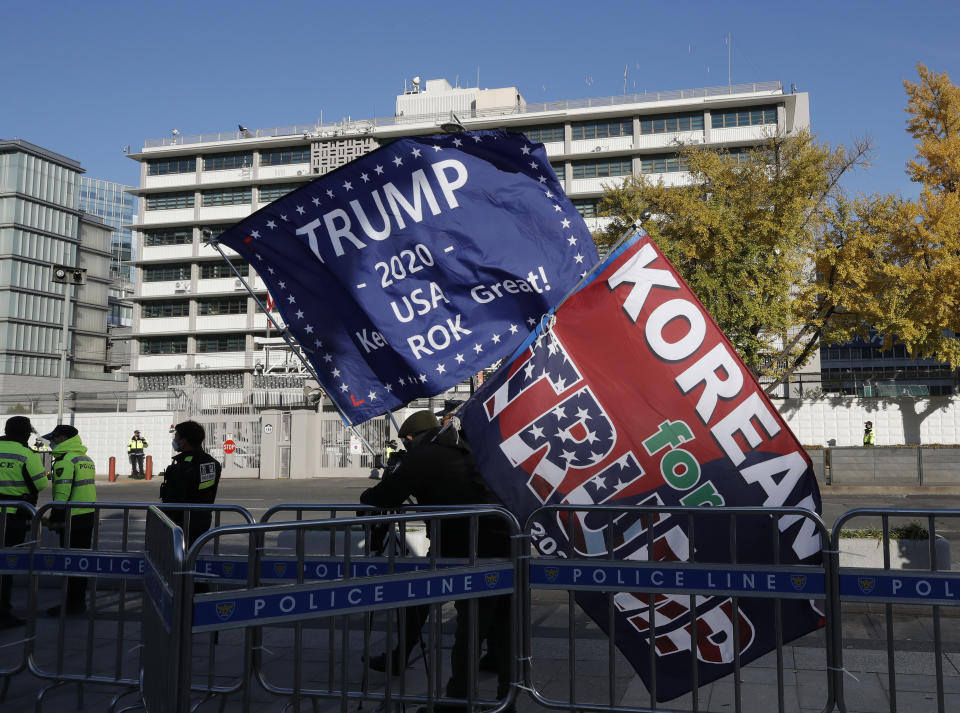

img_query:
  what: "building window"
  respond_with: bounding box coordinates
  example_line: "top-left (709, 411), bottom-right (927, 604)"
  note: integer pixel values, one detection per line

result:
top-left (521, 125), bottom-right (565, 144)
top-left (143, 228), bottom-right (192, 247)
top-left (147, 157), bottom-right (196, 176)
top-left (202, 152), bottom-right (253, 171)
top-left (260, 148), bottom-right (310, 166)
top-left (571, 158), bottom-right (633, 179)
top-left (550, 162), bottom-right (565, 181)
top-left (639, 112), bottom-right (704, 135)
top-left (198, 297), bottom-right (247, 315)
top-left (640, 154), bottom-right (689, 174)
top-left (258, 184), bottom-right (300, 203)
top-left (572, 199), bottom-right (599, 218)
top-left (145, 192), bottom-right (194, 210)
top-left (202, 187), bottom-right (252, 207)
top-left (140, 337), bottom-right (188, 354)
top-left (200, 260), bottom-right (248, 279)
top-left (711, 106), bottom-right (778, 129)
top-left (571, 120), bottom-right (633, 140)
top-left (142, 300), bottom-right (190, 318)
top-left (142, 264), bottom-right (190, 282)
top-left (196, 334), bottom-right (246, 352)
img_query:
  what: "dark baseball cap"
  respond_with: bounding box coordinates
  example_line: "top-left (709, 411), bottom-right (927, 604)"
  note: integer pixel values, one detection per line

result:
top-left (41, 424), bottom-right (78, 441)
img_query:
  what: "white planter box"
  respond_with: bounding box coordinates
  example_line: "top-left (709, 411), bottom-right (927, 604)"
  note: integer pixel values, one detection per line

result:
top-left (839, 536), bottom-right (950, 571)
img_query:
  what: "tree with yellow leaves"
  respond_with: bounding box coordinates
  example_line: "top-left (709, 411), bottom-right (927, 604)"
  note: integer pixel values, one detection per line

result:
top-left (596, 130), bottom-right (879, 391)
top-left (862, 64), bottom-right (960, 366)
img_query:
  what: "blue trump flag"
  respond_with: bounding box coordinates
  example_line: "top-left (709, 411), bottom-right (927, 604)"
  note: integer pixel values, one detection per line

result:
top-left (217, 130), bottom-right (598, 423)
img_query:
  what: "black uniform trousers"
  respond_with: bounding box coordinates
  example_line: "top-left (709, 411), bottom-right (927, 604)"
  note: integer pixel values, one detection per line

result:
top-left (58, 512), bottom-right (95, 605)
top-left (129, 453), bottom-right (145, 476)
top-left (0, 514), bottom-right (29, 612)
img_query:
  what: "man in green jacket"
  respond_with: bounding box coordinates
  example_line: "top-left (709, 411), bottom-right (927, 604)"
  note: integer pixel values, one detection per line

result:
top-left (43, 424), bottom-right (97, 616)
top-left (0, 416), bottom-right (48, 628)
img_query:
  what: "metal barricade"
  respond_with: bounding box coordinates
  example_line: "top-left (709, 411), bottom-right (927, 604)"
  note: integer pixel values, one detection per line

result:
top-left (830, 508), bottom-right (960, 713)
top-left (524, 504), bottom-right (836, 713)
top-left (0, 500), bottom-right (38, 703)
top-left (25, 501), bottom-right (255, 712)
top-left (141, 506), bottom-right (187, 713)
top-left (177, 508), bottom-right (520, 713)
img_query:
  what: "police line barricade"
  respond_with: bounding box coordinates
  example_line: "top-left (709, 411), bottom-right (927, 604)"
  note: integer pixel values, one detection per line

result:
top-left (141, 506), bottom-right (188, 713)
top-left (23, 501), bottom-right (255, 712)
top-left (0, 500), bottom-right (37, 703)
top-left (523, 504), bottom-right (837, 713)
top-left (830, 508), bottom-right (960, 713)
top-left (173, 508), bottom-right (521, 713)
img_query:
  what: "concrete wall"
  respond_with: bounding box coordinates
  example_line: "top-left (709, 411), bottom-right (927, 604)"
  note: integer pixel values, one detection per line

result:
top-left (22, 411), bottom-right (175, 475)
top-left (777, 397), bottom-right (960, 447)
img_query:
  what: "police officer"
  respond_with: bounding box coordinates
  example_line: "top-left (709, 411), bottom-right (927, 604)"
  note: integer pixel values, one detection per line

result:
top-left (43, 424), bottom-right (97, 616)
top-left (863, 421), bottom-right (876, 446)
top-left (0, 416), bottom-right (48, 628)
top-left (127, 429), bottom-right (148, 479)
top-left (160, 421), bottom-right (221, 546)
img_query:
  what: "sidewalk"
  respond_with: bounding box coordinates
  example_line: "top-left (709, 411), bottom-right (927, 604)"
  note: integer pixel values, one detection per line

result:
top-left (3, 592), bottom-right (957, 713)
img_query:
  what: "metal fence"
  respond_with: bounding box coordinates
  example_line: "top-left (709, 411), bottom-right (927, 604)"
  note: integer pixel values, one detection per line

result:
top-left (1, 502), bottom-right (958, 713)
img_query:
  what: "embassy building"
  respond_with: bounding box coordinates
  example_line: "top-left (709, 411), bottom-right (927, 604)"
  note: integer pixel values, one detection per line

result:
top-left (126, 78), bottom-right (810, 403)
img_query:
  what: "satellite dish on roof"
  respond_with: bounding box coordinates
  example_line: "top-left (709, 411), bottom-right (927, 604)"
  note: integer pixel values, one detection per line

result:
top-left (412, 76), bottom-right (421, 87)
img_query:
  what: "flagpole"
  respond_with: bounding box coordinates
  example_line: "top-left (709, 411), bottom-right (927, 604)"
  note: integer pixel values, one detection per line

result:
top-left (203, 232), bottom-right (381, 459)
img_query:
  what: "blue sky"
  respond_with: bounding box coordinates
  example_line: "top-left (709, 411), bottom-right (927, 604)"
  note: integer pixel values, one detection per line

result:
top-left (3, 0), bottom-right (957, 198)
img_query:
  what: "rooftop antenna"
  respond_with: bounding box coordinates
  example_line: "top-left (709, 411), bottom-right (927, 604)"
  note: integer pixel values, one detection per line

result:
top-left (726, 32), bottom-right (732, 87)
top-left (476, 66), bottom-right (480, 89)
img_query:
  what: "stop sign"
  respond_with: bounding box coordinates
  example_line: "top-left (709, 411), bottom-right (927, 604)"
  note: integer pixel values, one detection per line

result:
top-left (223, 439), bottom-right (236, 454)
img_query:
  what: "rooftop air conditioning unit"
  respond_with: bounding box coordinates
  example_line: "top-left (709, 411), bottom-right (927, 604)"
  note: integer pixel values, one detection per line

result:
top-left (296, 170), bottom-right (304, 176)
top-left (234, 279), bottom-right (244, 289)
top-left (174, 281), bottom-right (187, 292)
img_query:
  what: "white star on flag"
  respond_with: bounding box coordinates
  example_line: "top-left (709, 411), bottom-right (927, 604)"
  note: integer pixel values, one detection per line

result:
top-left (527, 317), bottom-right (537, 326)
top-left (278, 281), bottom-right (286, 289)
top-left (368, 391), bottom-right (377, 400)
top-left (553, 204), bottom-right (562, 212)
top-left (295, 309), bottom-right (304, 319)
top-left (340, 384), bottom-right (349, 392)
top-left (473, 343), bottom-right (483, 353)
top-left (528, 424), bottom-right (544, 439)
top-left (575, 254), bottom-right (584, 263)
top-left (304, 325), bottom-right (313, 333)
top-left (384, 383), bottom-right (393, 392)
top-left (436, 363), bottom-right (446, 374)
top-left (311, 197), bottom-right (320, 206)
top-left (392, 156), bottom-right (403, 167)
top-left (343, 181), bottom-right (353, 191)
top-left (326, 189), bottom-right (335, 198)
top-left (521, 145), bottom-right (531, 155)
top-left (568, 236), bottom-right (577, 245)
top-left (323, 353), bottom-right (332, 362)
top-left (452, 138), bottom-right (463, 147)
top-left (267, 267), bottom-right (274, 274)
top-left (280, 214), bottom-right (288, 221)
top-left (472, 135), bottom-right (482, 143)
top-left (374, 165), bottom-right (384, 174)
top-left (419, 374), bottom-right (427, 383)
top-left (360, 173), bottom-right (370, 182)
top-left (491, 334), bottom-right (501, 344)
top-left (398, 377), bottom-right (405, 386)
top-left (332, 368), bottom-right (341, 378)
top-left (296, 206), bottom-right (305, 215)
top-left (509, 324), bottom-right (518, 334)
top-left (314, 339), bottom-right (322, 347)
top-left (561, 218), bottom-right (571, 228)
top-left (251, 230), bottom-right (260, 239)
top-left (538, 176), bottom-right (547, 183)
top-left (455, 353), bottom-right (465, 363)
top-left (411, 148), bottom-right (421, 158)
top-left (287, 295), bottom-right (296, 304)
top-left (267, 220), bottom-right (276, 229)
top-left (545, 190), bottom-right (553, 198)
top-left (432, 145), bottom-right (442, 152)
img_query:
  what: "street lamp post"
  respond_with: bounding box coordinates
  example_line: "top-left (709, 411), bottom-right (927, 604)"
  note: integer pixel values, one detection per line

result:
top-left (50, 265), bottom-right (86, 425)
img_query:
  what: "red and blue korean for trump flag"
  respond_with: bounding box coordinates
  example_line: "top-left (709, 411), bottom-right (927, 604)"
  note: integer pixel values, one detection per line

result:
top-left (217, 130), bottom-right (597, 423)
top-left (460, 231), bottom-right (823, 701)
